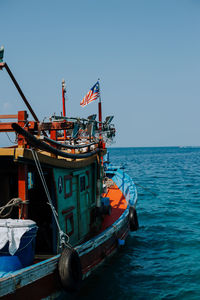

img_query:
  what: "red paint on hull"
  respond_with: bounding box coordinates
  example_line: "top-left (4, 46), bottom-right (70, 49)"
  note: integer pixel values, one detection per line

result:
top-left (1, 224), bottom-right (130, 299)
top-left (1, 272), bottom-right (61, 300)
top-left (81, 217), bottom-right (129, 275)
top-left (1, 183), bottom-right (131, 299)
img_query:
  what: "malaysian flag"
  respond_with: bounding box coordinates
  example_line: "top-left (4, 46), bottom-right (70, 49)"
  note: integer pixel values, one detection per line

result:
top-left (80, 81), bottom-right (100, 107)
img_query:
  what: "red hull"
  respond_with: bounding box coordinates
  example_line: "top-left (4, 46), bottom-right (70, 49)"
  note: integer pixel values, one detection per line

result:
top-left (1, 217), bottom-right (129, 300)
top-left (0, 176), bottom-right (136, 299)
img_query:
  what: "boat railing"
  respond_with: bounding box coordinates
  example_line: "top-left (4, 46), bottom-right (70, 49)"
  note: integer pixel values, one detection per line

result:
top-left (0, 61), bottom-right (115, 152)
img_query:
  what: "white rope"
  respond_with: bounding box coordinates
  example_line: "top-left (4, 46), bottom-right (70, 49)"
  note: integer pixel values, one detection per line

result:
top-left (0, 198), bottom-right (27, 218)
top-left (30, 148), bottom-right (71, 249)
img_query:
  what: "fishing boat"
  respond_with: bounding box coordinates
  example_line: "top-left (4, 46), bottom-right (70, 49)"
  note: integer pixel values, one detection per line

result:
top-left (0, 48), bottom-right (138, 299)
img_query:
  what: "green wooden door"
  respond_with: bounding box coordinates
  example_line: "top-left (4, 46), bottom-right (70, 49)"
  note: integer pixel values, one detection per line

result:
top-left (78, 173), bottom-right (90, 239)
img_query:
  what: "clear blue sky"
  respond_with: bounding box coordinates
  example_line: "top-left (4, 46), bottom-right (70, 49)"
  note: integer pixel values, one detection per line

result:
top-left (1, 0), bottom-right (200, 147)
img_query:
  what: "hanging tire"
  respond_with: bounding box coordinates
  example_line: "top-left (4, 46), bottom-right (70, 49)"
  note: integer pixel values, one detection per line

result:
top-left (129, 206), bottom-right (139, 231)
top-left (58, 246), bottom-right (82, 293)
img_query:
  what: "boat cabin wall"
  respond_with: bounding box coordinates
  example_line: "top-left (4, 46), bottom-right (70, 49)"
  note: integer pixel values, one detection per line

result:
top-left (0, 157), bottom-right (57, 255)
top-left (54, 161), bottom-right (97, 246)
top-left (28, 165), bottom-right (57, 254)
top-left (0, 155), bottom-right (102, 253)
top-left (0, 158), bottom-right (18, 219)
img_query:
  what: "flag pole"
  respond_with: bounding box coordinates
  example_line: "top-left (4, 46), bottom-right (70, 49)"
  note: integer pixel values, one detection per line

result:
top-left (62, 79), bottom-right (67, 140)
top-left (97, 79), bottom-right (103, 209)
top-left (98, 79), bottom-right (102, 132)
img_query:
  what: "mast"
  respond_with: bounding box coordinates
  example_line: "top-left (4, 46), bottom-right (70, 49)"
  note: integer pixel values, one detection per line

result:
top-left (97, 80), bottom-right (104, 208)
top-left (62, 79), bottom-right (67, 140)
top-left (98, 80), bottom-right (102, 132)
top-left (0, 62), bottom-right (39, 122)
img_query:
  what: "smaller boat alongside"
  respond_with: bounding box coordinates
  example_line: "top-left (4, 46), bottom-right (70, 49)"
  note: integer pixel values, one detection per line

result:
top-left (0, 51), bottom-right (138, 299)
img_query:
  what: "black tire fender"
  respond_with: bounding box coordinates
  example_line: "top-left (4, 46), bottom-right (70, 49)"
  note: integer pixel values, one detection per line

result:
top-left (58, 246), bottom-right (82, 292)
top-left (129, 206), bottom-right (139, 231)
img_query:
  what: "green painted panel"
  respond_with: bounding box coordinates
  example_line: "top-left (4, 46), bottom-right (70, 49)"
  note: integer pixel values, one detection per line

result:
top-left (78, 173), bottom-right (90, 238)
top-left (53, 168), bottom-right (78, 246)
top-left (53, 162), bottom-right (97, 246)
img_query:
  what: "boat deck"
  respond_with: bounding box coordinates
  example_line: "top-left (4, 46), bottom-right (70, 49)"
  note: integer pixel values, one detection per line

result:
top-left (101, 182), bottom-right (127, 231)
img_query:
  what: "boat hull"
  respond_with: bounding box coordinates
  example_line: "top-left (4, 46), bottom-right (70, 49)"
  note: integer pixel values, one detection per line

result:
top-left (0, 167), bottom-right (137, 299)
top-left (0, 213), bottom-right (130, 299)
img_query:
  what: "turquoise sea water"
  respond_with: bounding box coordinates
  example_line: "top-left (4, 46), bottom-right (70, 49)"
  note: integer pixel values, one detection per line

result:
top-left (69, 147), bottom-right (200, 300)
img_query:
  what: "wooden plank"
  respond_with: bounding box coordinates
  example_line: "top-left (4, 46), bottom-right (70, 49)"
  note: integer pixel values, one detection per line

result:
top-left (14, 148), bottom-right (99, 169)
top-left (0, 255), bottom-right (60, 297)
top-left (1, 272), bottom-right (61, 300)
top-left (40, 121), bottom-right (73, 131)
top-left (0, 115), bottom-right (17, 119)
top-left (18, 164), bottom-right (28, 218)
top-left (34, 254), bottom-right (55, 260)
top-left (0, 121), bottom-right (37, 132)
top-left (0, 148), bottom-right (15, 156)
top-left (0, 123), bottom-right (15, 132)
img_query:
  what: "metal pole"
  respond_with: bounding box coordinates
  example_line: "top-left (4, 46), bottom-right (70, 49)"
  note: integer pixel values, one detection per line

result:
top-left (98, 80), bottom-right (102, 131)
top-left (62, 79), bottom-right (66, 117)
top-left (97, 80), bottom-right (104, 208)
top-left (4, 63), bottom-right (39, 122)
top-left (62, 79), bottom-right (67, 140)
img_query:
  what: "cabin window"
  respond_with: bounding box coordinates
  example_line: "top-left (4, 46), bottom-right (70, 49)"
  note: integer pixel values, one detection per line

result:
top-left (64, 175), bottom-right (72, 198)
top-left (80, 175), bottom-right (86, 192)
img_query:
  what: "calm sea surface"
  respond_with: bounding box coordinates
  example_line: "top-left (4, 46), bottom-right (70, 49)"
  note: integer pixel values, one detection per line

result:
top-left (67, 147), bottom-right (200, 300)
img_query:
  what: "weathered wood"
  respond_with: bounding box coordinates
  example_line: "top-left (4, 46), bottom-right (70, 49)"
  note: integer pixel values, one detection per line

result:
top-left (12, 123), bottom-right (100, 159)
top-left (0, 148), bottom-right (101, 169)
top-left (0, 115), bottom-right (17, 119)
top-left (40, 121), bottom-right (74, 131)
top-left (0, 255), bottom-right (60, 298)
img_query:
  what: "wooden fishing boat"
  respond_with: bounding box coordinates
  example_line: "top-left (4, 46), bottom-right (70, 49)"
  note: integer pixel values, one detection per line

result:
top-left (0, 50), bottom-right (138, 299)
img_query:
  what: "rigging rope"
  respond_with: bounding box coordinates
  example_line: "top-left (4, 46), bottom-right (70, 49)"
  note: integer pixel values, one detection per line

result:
top-left (30, 148), bottom-right (71, 249)
top-left (0, 198), bottom-right (28, 218)
top-left (5, 132), bottom-right (16, 144)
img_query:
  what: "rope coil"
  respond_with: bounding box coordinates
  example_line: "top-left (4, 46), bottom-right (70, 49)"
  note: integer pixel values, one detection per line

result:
top-left (0, 198), bottom-right (28, 218)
